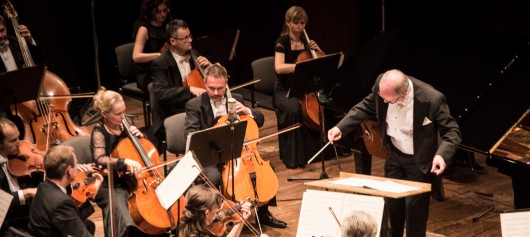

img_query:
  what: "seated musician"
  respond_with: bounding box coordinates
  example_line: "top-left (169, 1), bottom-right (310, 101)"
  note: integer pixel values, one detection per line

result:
top-left (184, 64), bottom-right (287, 229)
top-left (149, 18), bottom-right (211, 150)
top-left (179, 185), bottom-right (269, 237)
top-left (0, 118), bottom-right (38, 236)
top-left (89, 88), bottom-right (145, 237)
top-left (27, 145), bottom-right (104, 237)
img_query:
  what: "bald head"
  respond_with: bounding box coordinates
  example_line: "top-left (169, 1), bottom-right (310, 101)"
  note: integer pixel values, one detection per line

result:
top-left (378, 69), bottom-right (409, 104)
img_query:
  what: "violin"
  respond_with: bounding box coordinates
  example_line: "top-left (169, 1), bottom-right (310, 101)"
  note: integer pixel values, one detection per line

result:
top-left (296, 29), bottom-right (325, 131)
top-left (208, 200), bottom-right (247, 237)
top-left (7, 140), bottom-right (45, 177)
top-left (70, 164), bottom-right (105, 207)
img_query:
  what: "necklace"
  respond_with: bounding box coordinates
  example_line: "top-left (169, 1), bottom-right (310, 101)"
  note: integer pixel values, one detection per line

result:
top-left (103, 122), bottom-right (122, 136)
top-left (291, 38), bottom-right (302, 46)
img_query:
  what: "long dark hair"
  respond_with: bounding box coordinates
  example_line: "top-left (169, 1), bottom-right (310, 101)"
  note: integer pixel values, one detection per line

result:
top-left (178, 185), bottom-right (223, 237)
top-left (132, 0), bottom-right (173, 38)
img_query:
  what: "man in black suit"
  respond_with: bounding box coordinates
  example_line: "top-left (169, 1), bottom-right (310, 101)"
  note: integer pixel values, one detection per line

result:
top-left (149, 19), bottom-right (210, 149)
top-left (328, 69), bottom-right (461, 237)
top-left (184, 64), bottom-right (287, 229)
top-left (0, 15), bottom-right (43, 72)
top-left (0, 118), bottom-right (39, 236)
top-left (28, 145), bottom-right (103, 237)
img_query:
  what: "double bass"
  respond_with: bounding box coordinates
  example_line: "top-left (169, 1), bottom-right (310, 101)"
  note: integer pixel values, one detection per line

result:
top-left (111, 118), bottom-right (185, 235)
top-left (296, 29), bottom-right (325, 131)
top-left (216, 85), bottom-right (278, 207)
top-left (2, 1), bottom-right (90, 151)
top-left (184, 50), bottom-right (207, 89)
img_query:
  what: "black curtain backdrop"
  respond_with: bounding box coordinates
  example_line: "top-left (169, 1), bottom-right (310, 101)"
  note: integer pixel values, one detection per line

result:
top-left (9, 0), bottom-right (530, 120)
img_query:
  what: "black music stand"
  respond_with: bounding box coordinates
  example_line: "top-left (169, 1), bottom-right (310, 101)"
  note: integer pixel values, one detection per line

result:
top-left (0, 65), bottom-right (46, 115)
top-left (187, 120), bottom-right (247, 201)
top-left (193, 29), bottom-right (240, 63)
top-left (287, 52), bottom-right (344, 181)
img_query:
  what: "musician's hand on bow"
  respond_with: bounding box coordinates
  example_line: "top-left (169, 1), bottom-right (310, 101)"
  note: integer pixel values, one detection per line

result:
top-left (327, 127), bottom-right (342, 144)
top-left (124, 159), bottom-right (142, 174)
top-left (431, 155), bottom-right (446, 176)
top-left (196, 56), bottom-right (211, 67)
top-left (239, 202), bottom-right (252, 220)
top-left (190, 87), bottom-right (206, 96)
top-left (128, 125), bottom-right (144, 138)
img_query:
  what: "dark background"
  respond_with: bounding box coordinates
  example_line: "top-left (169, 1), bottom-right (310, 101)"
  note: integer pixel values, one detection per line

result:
top-left (7, 0), bottom-right (530, 149)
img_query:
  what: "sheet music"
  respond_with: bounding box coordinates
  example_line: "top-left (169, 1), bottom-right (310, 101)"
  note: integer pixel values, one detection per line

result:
top-left (0, 188), bottom-right (13, 227)
top-left (500, 211), bottom-right (530, 236)
top-left (296, 189), bottom-right (384, 237)
top-left (330, 177), bottom-right (420, 193)
top-left (156, 151), bottom-right (201, 210)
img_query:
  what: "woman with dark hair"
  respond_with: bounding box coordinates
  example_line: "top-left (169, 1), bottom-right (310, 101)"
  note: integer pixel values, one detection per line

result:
top-left (132, 0), bottom-right (172, 94)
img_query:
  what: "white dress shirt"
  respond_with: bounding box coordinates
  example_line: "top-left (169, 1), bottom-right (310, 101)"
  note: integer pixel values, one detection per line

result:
top-left (386, 79), bottom-right (414, 155)
top-left (0, 155), bottom-right (25, 205)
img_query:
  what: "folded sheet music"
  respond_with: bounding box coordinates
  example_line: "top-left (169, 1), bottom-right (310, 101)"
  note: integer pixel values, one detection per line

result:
top-left (330, 177), bottom-right (421, 193)
top-left (501, 211), bottom-right (530, 236)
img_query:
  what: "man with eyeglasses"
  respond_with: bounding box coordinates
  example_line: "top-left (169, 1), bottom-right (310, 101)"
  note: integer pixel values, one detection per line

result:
top-left (328, 69), bottom-right (461, 237)
top-left (149, 19), bottom-right (211, 151)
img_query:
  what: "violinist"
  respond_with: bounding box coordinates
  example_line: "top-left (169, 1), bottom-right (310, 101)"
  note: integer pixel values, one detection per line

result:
top-left (0, 117), bottom-right (37, 236)
top-left (273, 6), bottom-right (324, 169)
top-left (27, 145), bottom-right (104, 237)
top-left (149, 18), bottom-right (211, 151)
top-left (132, 0), bottom-right (172, 95)
top-left (184, 64), bottom-right (286, 229)
top-left (179, 185), bottom-right (269, 237)
top-left (89, 89), bottom-right (145, 237)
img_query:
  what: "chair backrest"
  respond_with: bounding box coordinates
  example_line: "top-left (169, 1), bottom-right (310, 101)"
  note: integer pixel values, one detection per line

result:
top-left (163, 112), bottom-right (187, 155)
top-left (115, 42), bottom-right (136, 83)
top-left (61, 136), bottom-right (94, 164)
top-left (251, 56), bottom-right (276, 95)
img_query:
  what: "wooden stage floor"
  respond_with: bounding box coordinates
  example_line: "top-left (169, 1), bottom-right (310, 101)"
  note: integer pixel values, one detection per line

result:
top-left (86, 96), bottom-right (514, 237)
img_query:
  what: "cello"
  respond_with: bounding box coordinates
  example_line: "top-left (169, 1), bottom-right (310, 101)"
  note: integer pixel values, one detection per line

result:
top-left (184, 50), bottom-right (207, 89)
top-left (216, 85), bottom-right (278, 207)
top-left (296, 29), bottom-right (325, 131)
top-left (111, 118), bottom-right (185, 235)
top-left (2, 0), bottom-right (90, 151)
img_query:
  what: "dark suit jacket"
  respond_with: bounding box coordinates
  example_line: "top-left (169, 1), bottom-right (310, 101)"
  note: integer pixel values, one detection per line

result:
top-left (28, 180), bottom-right (93, 237)
top-left (0, 36), bottom-right (44, 72)
top-left (336, 75), bottom-right (461, 174)
top-left (184, 93), bottom-right (265, 138)
top-left (150, 48), bottom-right (200, 136)
top-left (0, 167), bottom-right (35, 233)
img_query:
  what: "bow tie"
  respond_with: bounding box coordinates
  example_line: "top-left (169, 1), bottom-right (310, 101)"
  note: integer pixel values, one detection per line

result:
top-left (179, 55), bottom-right (190, 63)
top-left (0, 42), bottom-right (9, 53)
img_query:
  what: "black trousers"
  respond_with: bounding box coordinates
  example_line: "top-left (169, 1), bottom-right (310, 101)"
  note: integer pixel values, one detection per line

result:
top-left (383, 145), bottom-right (431, 237)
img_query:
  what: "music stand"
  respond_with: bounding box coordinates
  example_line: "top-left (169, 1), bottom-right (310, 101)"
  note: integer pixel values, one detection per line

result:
top-left (287, 52), bottom-right (344, 181)
top-left (0, 65), bottom-right (46, 109)
top-left (193, 29), bottom-right (240, 63)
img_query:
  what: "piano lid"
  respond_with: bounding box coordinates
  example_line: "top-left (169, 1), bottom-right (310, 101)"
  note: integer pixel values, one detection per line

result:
top-left (319, 25), bottom-right (530, 155)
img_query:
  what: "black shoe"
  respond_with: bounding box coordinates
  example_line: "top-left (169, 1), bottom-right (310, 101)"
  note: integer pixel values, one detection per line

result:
top-left (257, 210), bottom-right (287, 228)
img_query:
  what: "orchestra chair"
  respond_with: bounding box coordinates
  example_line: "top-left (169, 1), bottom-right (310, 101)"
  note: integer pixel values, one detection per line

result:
top-left (8, 226), bottom-right (33, 237)
top-left (115, 42), bottom-right (151, 129)
top-left (232, 56), bottom-right (276, 110)
top-left (163, 112), bottom-right (187, 155)
top-left (61, 136), bottom-right (94, 165)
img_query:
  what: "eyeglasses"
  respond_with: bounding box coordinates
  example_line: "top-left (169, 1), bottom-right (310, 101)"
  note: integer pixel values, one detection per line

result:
top-left (378, 91), bottom-right (403, 104)
top-left (173, 34), bottom-right (192, 42)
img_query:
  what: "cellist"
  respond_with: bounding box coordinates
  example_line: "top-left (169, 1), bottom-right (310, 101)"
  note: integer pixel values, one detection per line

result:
top-left (183, 64), bottom-right (287, 229)
top-left (89, 88), bottom-right (145, 237)
top-left (273, 6), bottom-right (326, 169)
top-left (149, 19), bottom-right (211, 152)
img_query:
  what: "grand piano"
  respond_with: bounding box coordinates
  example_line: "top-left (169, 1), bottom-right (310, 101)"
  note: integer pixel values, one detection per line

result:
top-left (319, 24), bottom-right (530, 208)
